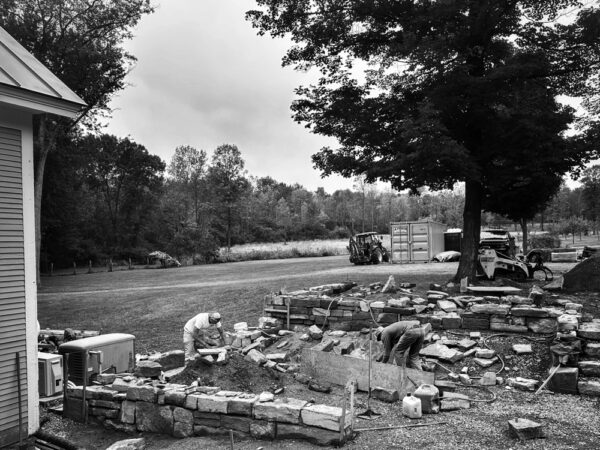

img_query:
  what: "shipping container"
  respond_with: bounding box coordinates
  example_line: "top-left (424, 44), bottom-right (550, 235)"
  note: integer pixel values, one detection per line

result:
top-left (390, 221), bottom-right (447, 263)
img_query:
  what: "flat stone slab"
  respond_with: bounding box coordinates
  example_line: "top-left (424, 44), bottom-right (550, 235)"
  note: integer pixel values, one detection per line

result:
top-left (470, 304), bottom-right (511, 315)
top-left (578, 361), bottom-right (600, 377)
top-left (578, 380), bottom-right (600, 397)
top-left (508, 377), bottom-right (538, 391)
top-left (578, 323), bottom-right (600, 340)
top-left (511, 307), bottom-right (548, 318)
top-left (475, 349), bottom-right (496, 359)
top-left (420, 343), bottom-right (463, 363)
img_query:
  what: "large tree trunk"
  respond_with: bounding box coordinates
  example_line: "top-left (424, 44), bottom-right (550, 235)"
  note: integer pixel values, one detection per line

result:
top-left (454, 180), bottom-right (482, 283)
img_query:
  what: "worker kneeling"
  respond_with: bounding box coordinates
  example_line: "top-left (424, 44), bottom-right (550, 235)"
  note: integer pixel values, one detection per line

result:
top-left (376, 321), bottom-right (425, 370)
top-left (183, 312), bottom-right (225, 362)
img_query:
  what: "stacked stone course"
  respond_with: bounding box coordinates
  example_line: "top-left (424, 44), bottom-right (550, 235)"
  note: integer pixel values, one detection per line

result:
top-left (66, 378), bottom-right (351, 446)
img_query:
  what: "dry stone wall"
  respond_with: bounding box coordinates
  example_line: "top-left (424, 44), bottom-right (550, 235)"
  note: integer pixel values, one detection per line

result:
top-left (66, 379), bottom-right (351, 446)
top-left (264, 283), bottom-right (600, 397)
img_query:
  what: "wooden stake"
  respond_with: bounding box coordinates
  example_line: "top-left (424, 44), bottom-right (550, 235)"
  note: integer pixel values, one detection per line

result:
top-left (349, 380), bottom-right (355, 432)
top-left (535, 364), bottom-right (561, 395)
top-left (339, 387), bottom-right (347, 443)
top-left (229, 429), bottom-right (234, 449)
top-left (354, 421), bottom-right (448, 432)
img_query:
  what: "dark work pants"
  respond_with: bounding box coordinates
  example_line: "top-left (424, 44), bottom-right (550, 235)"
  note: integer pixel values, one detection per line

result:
top-left (392, 327), bottom-right (424, 370)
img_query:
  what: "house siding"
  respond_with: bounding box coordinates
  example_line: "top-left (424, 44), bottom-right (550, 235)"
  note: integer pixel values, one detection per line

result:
top-left (0, 125), bottom-right (28, 446)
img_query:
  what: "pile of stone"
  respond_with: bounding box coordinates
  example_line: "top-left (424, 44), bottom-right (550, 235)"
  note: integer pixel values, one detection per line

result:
top-left (66, 376), bottom-right (352, 446)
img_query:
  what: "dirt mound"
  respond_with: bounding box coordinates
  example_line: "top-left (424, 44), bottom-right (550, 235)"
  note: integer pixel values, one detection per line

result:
top-left (563, 256), bottom-right (600, 291)
top-left (169, 352), bottom-right (289, 393)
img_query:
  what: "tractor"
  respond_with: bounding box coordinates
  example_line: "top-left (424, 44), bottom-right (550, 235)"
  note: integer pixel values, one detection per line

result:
top-left (348, 232), bottom-right (390, 265)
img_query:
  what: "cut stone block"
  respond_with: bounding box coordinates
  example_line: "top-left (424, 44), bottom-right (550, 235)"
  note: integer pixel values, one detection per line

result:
top-left (527, 318), bottom-right (558, 334)
top-left (512, 344), bottom-right (532, 355)
top-left (134, 360), bottom-right (162, 378)
top-left (221, 415), bottom-right (253, 433)
top-left (329, 330), bottom-right (347, 337)
top-left (301, 403), bottom-right (351, 431)
top-left (164, 389), bottom-right (187, 407)
top-left (249, 420), bottom-right (276, 439)
top-left (193, 411), bottom-right (221, 428)
top-left (388, 298), bottom-right (411, 308)
top-left (578, 322), bottom-right (600, 340)
top-left (490, 323), bottom-right (528, 333)
top-left (135, 402), bottom-right (174, 434)
top-left (440, 392), bottom-right (470, 411)
top-left (511, 307), bottom-right (548, 318)
top-left (120, 400), bottom-right (136, 424)
top-left (277, 423), bottom-right (346, 446)
top-left (442, 313), bottom-right (462, 329)
top-left (228, 394), bottom-right (258, 416)
top-left (565, 302), bottom-right (583, 312)
top-left (507, 377), bottom-right (538, 391)
top-left (475, 349), bottom-right (496, 359)
top-left (508, 418), bottom-right (545, 440)
top-left (578, 361), bottom-right (600, 377)
top-left (370, 387), bottom-right (400, 403)
top-left (584, 342), bottom-right (600, 357)
top-left (470, 304), bottom-right (510, 315)
top-left (547, 366), bottom-right (578, 394)
top-left (459, 374), bottom-right (471, 385)
top-left (558, 314), bottom-right (579, 332)
top-left (578, 380), bottom-right (600, 397)
top-left (126, 385), bottom-right (158, 403)
top-left (434, 380), bottom-right (456, 395)
top-left (253, 398), bottom-right (307, 424)
top-left (196, 394), bottom-right (229, 414)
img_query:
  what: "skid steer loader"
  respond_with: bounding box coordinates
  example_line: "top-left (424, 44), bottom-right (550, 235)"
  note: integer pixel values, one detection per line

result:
top-left (478, 248), bottom-right (553, 281)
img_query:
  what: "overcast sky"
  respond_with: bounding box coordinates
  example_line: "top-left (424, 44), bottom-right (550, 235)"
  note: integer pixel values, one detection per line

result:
top-left (104, 0), bottom-right (355, 193)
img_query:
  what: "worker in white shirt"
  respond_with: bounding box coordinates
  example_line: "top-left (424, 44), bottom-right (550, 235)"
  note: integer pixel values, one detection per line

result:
top-left (183, 312), bottom-right (225, 362)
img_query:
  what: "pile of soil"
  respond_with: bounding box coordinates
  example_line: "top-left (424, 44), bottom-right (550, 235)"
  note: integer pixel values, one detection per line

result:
top-left (169, 352), bottom-right (290, 393)
top-left (563, 255), bottom-right (600, 291)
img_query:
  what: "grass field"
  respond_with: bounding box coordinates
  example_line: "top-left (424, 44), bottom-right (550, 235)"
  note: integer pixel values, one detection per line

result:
top-left (39, 256), bottom-right (452, 353)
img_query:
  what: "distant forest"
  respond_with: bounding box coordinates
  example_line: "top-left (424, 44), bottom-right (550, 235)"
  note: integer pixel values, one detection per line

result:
top-left (40, 134), bottom-right (600, 269)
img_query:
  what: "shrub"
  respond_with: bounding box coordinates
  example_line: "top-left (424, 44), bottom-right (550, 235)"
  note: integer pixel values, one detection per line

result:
top-left (529, 233), bottom-right (561, 249)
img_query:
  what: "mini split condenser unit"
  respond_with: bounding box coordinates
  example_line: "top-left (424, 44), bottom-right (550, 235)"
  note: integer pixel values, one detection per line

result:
top-left (38, 352), bottom-right (63, 397)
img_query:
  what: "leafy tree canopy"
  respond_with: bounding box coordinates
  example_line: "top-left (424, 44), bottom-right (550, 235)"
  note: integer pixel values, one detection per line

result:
top-left (248, 0), bottom-right (600, 278)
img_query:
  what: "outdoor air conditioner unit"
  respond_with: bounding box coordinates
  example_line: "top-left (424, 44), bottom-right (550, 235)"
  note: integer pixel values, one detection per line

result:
top-left (38, 352), bottom-right (63, 397)
top-left (58, 333), bottom-right (135, 386)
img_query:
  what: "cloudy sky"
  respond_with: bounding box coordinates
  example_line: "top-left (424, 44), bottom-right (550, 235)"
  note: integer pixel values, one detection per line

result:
top-left (104, 0), bottom-right (354, 193)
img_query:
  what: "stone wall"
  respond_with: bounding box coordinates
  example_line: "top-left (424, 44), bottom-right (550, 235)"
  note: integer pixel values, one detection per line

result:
top-left (264, 290), bottom-right (590, 335)
top-left (66, 379), bottom-right (352, 446)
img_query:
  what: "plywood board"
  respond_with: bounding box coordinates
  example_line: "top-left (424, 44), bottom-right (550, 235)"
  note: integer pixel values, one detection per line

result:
top-left (301, 349), bottom-right (434, 395)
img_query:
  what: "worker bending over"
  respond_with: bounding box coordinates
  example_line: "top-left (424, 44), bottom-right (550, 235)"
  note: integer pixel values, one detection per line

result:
top-left (376, 321), bottom-right (425, 370)
top-left (183, 312), bottom-right (225, 362)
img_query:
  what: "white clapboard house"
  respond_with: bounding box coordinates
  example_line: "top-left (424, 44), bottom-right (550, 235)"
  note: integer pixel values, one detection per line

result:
top-left (0, 26), bottom-right (85, 446)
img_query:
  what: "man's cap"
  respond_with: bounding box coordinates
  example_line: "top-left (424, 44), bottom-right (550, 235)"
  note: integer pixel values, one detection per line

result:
top-left (210, 312), bottom-right (221, 321)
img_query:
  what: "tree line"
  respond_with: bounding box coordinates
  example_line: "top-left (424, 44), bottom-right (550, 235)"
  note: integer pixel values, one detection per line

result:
top-left (40, 129), bottom-right (600, 269)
